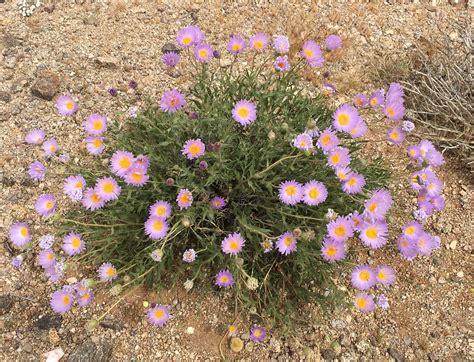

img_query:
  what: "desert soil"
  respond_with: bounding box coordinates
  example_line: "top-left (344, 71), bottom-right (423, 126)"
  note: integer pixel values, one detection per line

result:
top-left (0, 1), bottom-right (472, 361)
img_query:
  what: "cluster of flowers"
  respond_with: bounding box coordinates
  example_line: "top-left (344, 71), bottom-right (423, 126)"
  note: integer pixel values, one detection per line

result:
top-left (352, 265), bottom-right (395, 313)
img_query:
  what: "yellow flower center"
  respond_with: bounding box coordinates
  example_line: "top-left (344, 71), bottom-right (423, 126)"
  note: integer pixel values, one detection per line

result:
top-left (283, 236), bottom-right (293, 247)
top-left (198, 49), bottom-right (208, 59)
top-left (308, 188), bottom-right (319, 199)
top-left (106, 267), bottom-right (115, 277)
top-left (91, 194), bottom-right (100, 203)
top-left (154, 309), bottom-right (164, 319)
top-left (103, 182), bottom-right (114, 193)
top-left (71, 237), bottom-right (81, 249)
top-left (409, 149), bottom-right (416, 156)
top-left (254, 329), bottom-right (262, 337)
top-left (378, 271), bottom-right (385, 280)
top-left (153, 220), bottom-right (164, 231)
top-left (20, 227), bottom-right (28, 237)
top-left (93, 138), bottom-right (103, 148)
top-left (220, 275), bottom-right (229, 284)
top-left (119, 158), bottom-right (131, 169)
top-left (180, 193), bottom-right (190, 204)
top-left (337, 170), bottom-right (348, 180)
top-left (304, 49), bottom-right (313, 58)
top-left (321, 135), bottom-right (330, 145)
top-left (74, 181), bottom-right (83, 189)
top-left (370, 98), bottom-right (378, 107)
top-left (254, 40), bottom-right (263, 49)
top-left (285, 185), bottom-right (297, 196)
top-left (356, 297), bottom-right (367, 308)
top-left (334, 226), bottom-right (346, 237)
top-left (189, 144), bottom-right (201, 156)
top-left (326, 245), bottom-right (337, 257)
top-left (62, 295), bottom-right (70, 305)
top-left (330, 154), bottom-right (340, 164)
top-left (347, 177), bottom-right (357, 187)
top-left (278, 62), bottom-right (285, 68)
top-left (155, 206), bottom-right (166, 217)
top-left (93, 120), bottom-right (103, 130)
top-left (359, 271), bottom-right (370, 281)
top-left (229, 240), bottom-right (239, 251)
top-left (368, 202), bottom-right (377, 213)
top-left (66, 101), bottom-right (74, 110)
top-left (50, 145), bottom-right (56, 152)
top-left (232, 43), bottom-right (241, 51)
top-left (237, 107), bottom-right (249, 118)
top-left (228, 325), bottom-right (236, 333)
top-left (46, 201), bottom-right (54, 209)
top-left (390, 131), bottom-right (399, 140)
top-left (387, 108), bottom-right (395, 117)
top-left (47, 253), bottom-right (54, 261)
top-left (365, 227), bottom-right (378, 239)
top-left (131, 172), bottom-right (143, 182)
top-left (338, 113), bottom-right (349, 126)
top-left (182, 36), bottom-right (192, 45)
top-left (170, 98), bottom-right (178, 107)
top-left (405, 226), bottom-right (415, 235)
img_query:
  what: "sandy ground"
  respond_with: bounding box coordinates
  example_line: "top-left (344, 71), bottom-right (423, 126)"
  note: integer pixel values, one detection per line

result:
top-left (1, 1), bottom-right (472, 360)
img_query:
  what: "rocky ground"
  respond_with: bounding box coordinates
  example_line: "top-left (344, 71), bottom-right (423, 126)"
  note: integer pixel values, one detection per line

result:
top-left (1, 1), bottom-right (473, 361)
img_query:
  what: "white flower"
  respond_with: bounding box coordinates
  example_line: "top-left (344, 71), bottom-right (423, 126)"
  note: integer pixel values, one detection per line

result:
top-left (150, 249), bottom-right (163, 262)
top-left (184, 279), bottom-right (194, 291)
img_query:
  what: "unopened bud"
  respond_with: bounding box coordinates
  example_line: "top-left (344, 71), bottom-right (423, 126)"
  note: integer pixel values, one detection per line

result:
top-left (165, 178), bottom-right (175, 187)
top-left (86, 319), bottom-right (99, 331)
top-left (181, 218), bottom-right (191, 227)
top-left (268, 131), bottom-right (276, 140)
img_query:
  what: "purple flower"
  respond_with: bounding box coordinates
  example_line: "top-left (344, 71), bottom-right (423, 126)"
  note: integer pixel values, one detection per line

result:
top-left (351, 265), bottom-right (376, 290)
top-left (327, 216), bottom-right (354, 242)
top-left (249, 33), bottom-right (269, 51)
top-left (11, 255), bottom-right (23, 269)
top-left (124, 165), bottom-right (149, 186)
top-left (377, 294), bottom-right (390, 310)
top-left (384, 102), bottom-right (405, 121)
top-left (227, 35), bottom-right (246, 54)
top-left (98, 262), bottom-right (117, 283)
top-left (177, 25), bottom-right (204, 48)
top-left (317, 128), bottom-right (340, 151)
top-left (327, 146), bottom-right (351, 169)
top-left (363, 189), bottom-right (393, 221)
top-left (232, 100), bottom-right (257, 126)
top-left (28, 160), bottom-right (46, 181)
top-left (354, 293), bottom-right (375, 313)
top-left (321, 237), bottom-right (345, 262)
top-left (162, 51), bottom-right (180, 67)
top-left (301, 40), bottom-right (324, 67)
top-left (342, 172), bottom-right (366, 194)
top-left (415, 232), bottom-right (436, 256)
top-left (431, 195), bottom-right (445, 211)
top-left (375, 266), bottom-right (396, 286)
top-left (160, 89), bottom-right (186, 113)
top-left (83, 114), bottom-right (107, 136)
top-left (56, 95), bottom-right (78, 116)
top-left (9, 223), bottom-right (31, 248)
top-left (273, 35), bottom-right (289, 54)
top-left (359, 220), bottom-right (389, 249)
top-left (35, 194), bottom-right (56, 218)
top-left (349, 119), bottom-right (368, 138)
top-left (148, 305), bottom-right (170, 327)
top-left (25, 129), bottom-right (45, 144)
top-left (108, 87), bottom-right (118, 97)
top-left (86, 136), bottom-right (105, 155)
top-left (63, 175), bottom-right (86, 200)
top-left (95, 177), bottom-right (121, 202)
top-left (75, 281), bottom-right (94, 307)
top-left (398, 236), bottom-right (418, 260)
top-left (250, 325), bottom-right (267, 343)
top-left (274, 55), bottom-right (290, 72)
top-left (210, 196), bottom-right (226, 210)
top-left (176, 189), bottom-right (193, 209)
top-left (293, 133), bottom-right (313, 150)
top-left (194, 43), bottom-right (214, 63)
top-left (50, 288), bottom-right (74, 314)
top-left (221, 232), bottom-right (246, 256)
top-left (323, 82), bottom-right (337, 95)
top-left (303, 180), bottom-right (328, 206)
top-left (325, 34), bottom-right (342, 50)
top-left (401, 221), bottom-right (423, 241)
top-left (59, 153), bottom-right (70, 163)
top-left (63, 232), bottom-right (85, 256)
top-left (144, 216), bottom-right (169, 240)
top-left (128, 106), bottom-right (138, 118)
top-left (43, 138), bottom-right (58, 158)
top-left (38, 249), bottom-right (56, 269)
top-left (333, 104), bottom-right (360, 133)
top-left (369, 90), bottom-right (385, 109)
top-left (128, 80), bottom-right (138, 90)
top-left (386, 82), bottom-right (404, 104)
top-left (278, 180), bottom-right (303, 205)
top-left (110, 150), bottom-right (135, 177)
top-left (353, 93), bottom-right (368, 108)
top-left (82, 187), bottom-right (105, 210)
top-left (182, 138), bottom-right (205, 160)
top-left (215, 270), bottom-right (234, 289)
top-left (276, 231), bottom-right (297, 255)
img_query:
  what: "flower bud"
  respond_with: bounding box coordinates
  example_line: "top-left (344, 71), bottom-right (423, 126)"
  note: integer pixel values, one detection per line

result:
top-left (123, 275), bottom-right (131, 283)
top-left (86, 319), bottom-right (99, 331)
top-left (268, 130), bottom-right (276, 140)
top-left (246, 277), bottom-right (259, 291)
top-left (235, 257), bottom-right (244, 266)
top-left (165, 178), bottom-right (175, 187)
top-left (181, 217), bottom-right (191, 228)
top-left (143, 301), bottom-right (149, 308)
top-left (281, 122), bottom-right (289, 130)
top-left (292, 228), bottom-right (302, 238)
top-left (190, 111), bottom-right (199, 120)
top-left (184, 279), bottom-right (194, 291)
top-left (199, 160), bottom-right (208, 171)
top-left (83, 278), bottom-right (96, 288)
top-left (110, 284), bottom-right (122, 296)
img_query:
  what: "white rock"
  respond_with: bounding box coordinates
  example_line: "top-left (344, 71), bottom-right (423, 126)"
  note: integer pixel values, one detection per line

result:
top-left (44, 348), bottom-right (64, 362)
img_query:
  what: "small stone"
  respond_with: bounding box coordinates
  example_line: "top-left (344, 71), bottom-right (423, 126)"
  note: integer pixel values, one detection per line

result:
top-left (68, 341), bottom-right (112, 362)
top-left (99, 319), bottom-right (123, 331)
top-left (66, 277), bottom-right (78, 284)
top-left (449, 240), bottom-right (457, 249)
top-left (95, 57), bottom-right (119, 68)
top-left (240, 333), bottom-right (250, 340)
top-left (388, 347), bottom-right (406, 362)
top-left (0, 90), bottom-right (11, 103)
top-left (161, 42), bottom-right (180, 54)
top-left (331, 319), bottom-right (346, 329)
top-left (321, 348), bottom-right (336, 360)
top-left (31, 69), bottom-right (60, 100)
top-left (330, 341), bottom-right (342, 355)
top-left (0, 294), bottom-right (14, 315)
top-left (219, 58), bottom-right (232, 67)
top-left (22, 342), bottom-right (33, 353)
top-left (44, 348), bottom-right (64, 361)
top-left (456, 271), bottom-right (464, 278)
top-left (339, 334), bottom-right (351, 347)
top-left (438, 277), bottom-right (446, 284)
top-left (48, 329), bottom-right (60, 344)
top-left (43, 4), bottom-right (55, 13)
top-left (35, 314), bottom-right (62, 330)
top-left (269, 337), bottom-right (281, 353)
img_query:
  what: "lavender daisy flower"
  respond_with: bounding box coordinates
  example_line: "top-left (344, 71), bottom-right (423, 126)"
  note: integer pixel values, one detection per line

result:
top-left (350, 210), bottom-right (364, 232)
top-left (59, 153), bottom-right (70, 163)
top-left (160, 89), bottom-right (186, 113)
top-left (317, 128), bottom-right (340, 151)
top-left (124, 165), bottom-right (149, 186)
top-left (321, 237), bottom-right (345, 262)
top-left (407, 144), bottom-right (421, 161)
top-left (149, 200), bottom-right (172, 219)
top-left (425, 149), bottom-right (445, 167)
top-left (98, 262), bottom-right (117, 283)
top-left (384, 102), bottom-right (405, 121)
top-left (83, 114), bottom-right (107, 136)
top-left (335, 166), bottom-right (352, 182)
top-left (9, 223), bottom-right (31, 248)
top-left (177, 25), bottom-right (203, 48)
top-left (221, 232), bottom-right (246, 256)
top-left (353, 93), bottom-right (368, 108)
top-left (386, 82), bottom-right (404, 103)
top-left (274, 55), bottom-right (290, 72)
top-left (28, 160), bottom-right (46, 181)
top-left (183, 249), bottom-right (196, 263)
top-left (342, 172), bottom-right (365, 194)
top-left (64, 175), bottom-right (86, 200)
top-left (38, 249), bottom-right (56, 269)
top-left (50, 289), bottom-right (74, 314)
top-left (276, 231), bottom-right (297, 255)
top-left (261, 239), bottom-right (273, 253)
top-left (75, 282), bottom-right (94, 308)
top-left (35, 194), bottom-right (56, 218)
top-left (150, 249), bottom-right (163, 262)
top-left (363, 189), bottom-right (393, 221)
top-left (415, 232), bottom-right (436, 256)
top-left (349, 119), bottom-right (368, 139)
top-left (323, 82), bottom-right (337, 95)
top-left (419, 139), bottom-right (435, 159)
top-left (327, 216), bottom-right (354, 242)
top-left (177, 188), bottom-right (193, 209)
top-left (232, 100), bottom-right (257, 126)
top-left (273, 35), bottom-right (289, 54)
top-left (135, 155), bottom-right (150, 170)
top-left (108, 87), bottom-right (118, 97)
top-left (110, 151), bottom-right (135, 177)
top-left (325, 34), bottom-right (342, 50)
top-left (278, 180), bottom-right (303, 205)
top-left (301, 40), bottom-right (324, 67)
top-left (95, 177), bottom-right (121, 202)
top-left (63, 232), bottom-right (85, 256)
top-left (43, 138), bottom-right (58, 158)
top-left (209, 197), bottom-right (226, 211)
top-left (351, 265), bottom-right (376, 290)
top-left (401, 221), bottom-right (423, 241)
top-left (413, 208), bottom-right (428, 223)
top-left (431, 195), bottom-right (445, 211)
top-left (56, 95), bottom-right (78, 116)
top-left (249, 33), bottom-right (269, 51)
top-left (375, 266), bottom-right (396, 286)
top-left (215, 270), bottom-right (234, 289)
top-left (293, 133), bottom-right (313, 150)
top-left (39, 234), bottom-right (54, 249)
top-left (377, 294), bottom-right (389, 310)
top-left (250, 325), bottom-right (267, 343)
top-left (11, 255), bottom-right (23, 269)
top-left (354, 293), bottom-right (375, 313)
top-left (128, 106), bottom-right (138, 118)
top-left (327, 147), bottom-right (351, 169)
top-left (144, 216), bottom-right (169, 240)
top-left (82, 187), bottom-right (105, 210)
top-left (148, 305), bottom-right (170, 327)
top-left (194, 43), bottom-right (214, 63)
top-left (369, 90), bottom-right (385, 109)
top-left (303, 180), bottom-right (328, 206)
top-left (128, 79), bottom-right (138, 90)
top-left (227, 35), bottom-right (246, 54)
top-left (360, 220), bottom-right (388, 249)
top-left (333, 104), bottom-right (360, 133)
top-left (25, 129), bottom-right (45, 144)
top-left (182, 138), bottom-right (205, 160)
top-left (86, 136), bottom-right (105, 155)
top-left (402, 120), bottom-right (415, 133)
top-left (418, 200), bottom-right (434, 217)
top-left (398, 236), bottom-right (418, 260)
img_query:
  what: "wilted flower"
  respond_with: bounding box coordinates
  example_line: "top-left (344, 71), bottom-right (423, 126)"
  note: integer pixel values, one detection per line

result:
top-left (246, 277), bottom-right (259, 291)
top-left (261, 239), bottom-right (273, 253)
top-left (402, 120), bottom-right (415, 133)
top-left (108, 87), bottom-right (118, 97)
top-left (183, 249), bottom-right (197, 263)
top-left (184, 279), bottom-right (194, 291)
top-left (273, 35), bottom-right (289, 54)
top-left (377, 294), bottom-right (390, 310)
top-left (25, 129), bottom-right (45, 144)
top-left (28, 161), bottom-right (46, 181)
top-left (11, 255), bottom-right (23, 269)
top-left (151, 249), bottom-right (164, 262)
top-left (325, 34), bottom-right (342, 50)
